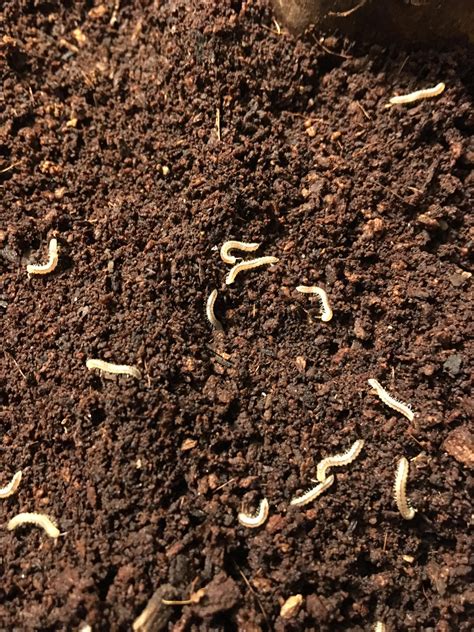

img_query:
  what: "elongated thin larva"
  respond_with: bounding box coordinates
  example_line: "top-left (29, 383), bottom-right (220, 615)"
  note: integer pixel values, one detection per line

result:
top-left (220, 240), bottom-right (260, 265)
top-left (368, 378), bottom-right (414, 421)
top-left (316, 440), bottom-right (365, 483)
top-left (7, 512), bottom-right (60, 538)
top-left (386, 82), bottom-right (445, 107)
top-left (296, 285), bottom-right (333, 322)
top-left (290, 474), bottom-right (335, 507)
top-left (226, 256), bottom-right (279, 285)
top-left (394, 457), bottom-right (416, 520)
top-left (238, 498), bottom-right (269, 528)
top-left (86, 359), bottom-right (141, 380)
top-left (0, 471), bottom-right (22, 499)
top-left (206, 289), bottom-right (223, 331)
top-left (26, 238), bottom-right (59, 275)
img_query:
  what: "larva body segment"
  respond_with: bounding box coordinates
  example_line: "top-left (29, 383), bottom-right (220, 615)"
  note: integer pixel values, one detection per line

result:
top-left (86, 359), bottom-right (141, 380)
top-left (26, 238), bottom-right (59, 275)
top-left (220, 240), bottom-right (260, 265)
top-left (316, 440), bottom-right (365, 483)
top-left (394, 457), bottom-right (416, 520)
top-left (0, 471), bottom-right (22, 498)
top-left (374, 623), bottom-right (386, 632)
top-left (368, 378), bottom-right (414, 421)
top-left (387, 82), bottom-right (445, 106)
top-left (238, 498), bottom-right (269, 528)
top-left (226, 256), bottom-right (279, 285)
top-left (206, 289), bottom-right (223, 331)
top-left (7, 512), bottom-right (60, 538)
top-left (296, 285), bottom-right (333, 322)
top-left (290, 474), bottom-right (335, 507)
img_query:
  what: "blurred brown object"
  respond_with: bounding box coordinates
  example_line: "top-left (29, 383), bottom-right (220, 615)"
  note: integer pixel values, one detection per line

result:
top-left (272, 0), bottom-right (474, 44)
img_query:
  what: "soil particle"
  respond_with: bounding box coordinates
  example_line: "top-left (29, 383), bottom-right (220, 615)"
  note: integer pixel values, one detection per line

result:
top-left (0, 0), bottom-right (472, 629)
top-left (443, 427), bottom-right (474, 466)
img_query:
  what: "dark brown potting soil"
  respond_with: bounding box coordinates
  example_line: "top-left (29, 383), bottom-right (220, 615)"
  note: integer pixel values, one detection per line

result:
top-left (1, 1), bottom-right (472, 630)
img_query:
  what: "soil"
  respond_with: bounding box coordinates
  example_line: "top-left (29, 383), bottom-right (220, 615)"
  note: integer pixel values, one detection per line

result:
top-left (0, 1), bottom-right (472, 630)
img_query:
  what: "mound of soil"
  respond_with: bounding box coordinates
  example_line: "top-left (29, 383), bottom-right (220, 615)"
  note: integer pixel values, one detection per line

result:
top-left (1, 1), bottom-right (472, 629)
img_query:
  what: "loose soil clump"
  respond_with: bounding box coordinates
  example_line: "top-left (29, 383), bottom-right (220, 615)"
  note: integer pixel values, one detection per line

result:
top-left (1, 1), bottom-right (472, 629)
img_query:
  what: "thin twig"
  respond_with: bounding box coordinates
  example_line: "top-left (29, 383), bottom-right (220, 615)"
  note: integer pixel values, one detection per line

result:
top-left (328, 0), bottom-right (368, 18)
top-left (234, 563), bottom-right (269, 626)
top-left (312, 35), bottom-right (352, 60)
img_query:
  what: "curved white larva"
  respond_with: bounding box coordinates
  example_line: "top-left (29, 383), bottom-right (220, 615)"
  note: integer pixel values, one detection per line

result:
top-left (316, 440), bottom-right (365, 483)
top-left (226, 256), bottom-right (279, 285)
top-left (238, 498), bottom-right (269, 528)
top-left (26, 238), bottom-right (59, 275)
top-left (7, 512), bottom-right (61, 538)
top-left (368, 379), bottom-right (414, 421)
top-left (206, 289), bottom-right (223, 331)
top-left (394, 457), bottom-right (416, 520)
top-left (0, 471), bottom-right (22, 498)
top-left (296, 285), bottom-right (333, 322)
top-left (290, 474), bottom-right (335, 507)
top-left (220, 240), bottom-right (260, 265)
top-left (374, 622), bottom-right (386, 632)
top-left (387, 82), bottom-right (445, 106)
top-left (86, 359), bottom-right (141, 380)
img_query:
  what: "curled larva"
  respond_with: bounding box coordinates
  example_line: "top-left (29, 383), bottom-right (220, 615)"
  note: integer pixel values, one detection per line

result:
top-left (226, 256), bottom-right (279, 285)
top-left (386, 82), bottom-right (445, 107)
top-left (290, 474), bottom-right (335, 507)
top-left (368, 378), bottom-right (414, 421)
top-left (0, 471), bottom-right (22, 499)
top-left (86, 359), bottom-right (141, 380)
top-left (26, 238), bottom-right (59, 275)
top-left (220, 240), bottom-right (260, 265)
top-left (394, 457), bottom-right (416, 520)
top-left (206, 289), bottom-right (223, 331)
top-left (238, 498), bottom-right (269, 528)
top-left (7, 512), bottom-right (60, 538)
top-left (316, 439), bottom-right (364, 483)
top-left (296, 285), bottom-right (333, 322)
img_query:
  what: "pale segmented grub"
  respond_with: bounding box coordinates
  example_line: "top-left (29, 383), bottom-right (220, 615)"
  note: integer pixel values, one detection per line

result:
top-left (316, 440), bottom-right (365, 483)
top-left (296, 285), bottom-right (333, 322)
top-left (226, 256), bottom-right (279, 285)
top-left (220, 240), bottom-right (260, 265)
top-left (238, 498), bottom-right (269, 528)
top-left (374, 623), bottom-right (386, 632)
top-left (0, 471), bottom-right (22, 499)
top-left (394, 457), bottom-right (416, 520)
top-left (206, 289), bottom-right (223, 331)
top-left (368, 378), bottom-right (414, 421)
top-left (7, 512), bottom-right (61, 538)
top-left (386, 82), bottom-right (445, 107)
top-left (26, 238), bottom-right (59, 275)
top-left (86, 359), bottom-right (141, 380)
top-left (290, 474), bottom-right (335, 507)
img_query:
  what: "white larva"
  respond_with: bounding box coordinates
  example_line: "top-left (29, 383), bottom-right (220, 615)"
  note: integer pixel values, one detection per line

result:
top-left (368, 378), bottom-right (414, 421)
top-left (226, 256), bottom-right (279, 285)
top-left (290, 474), bottom-right (335, 507)
top-left (26, 238), bottom-right (59, 275)
top-left (296, 285), bottom-right (333, 322)
top-left (238, 498), bottom-right (269, 528)
top-left (386, 82), bottom-right (445, 107)
top-left (220, 240), bottom-right (260, 265)
top-left (7, 512), bottom-right (61, 538)
top-left (316, 440), bottom-right (365, 483)
top-left (0, 471), bottom-right (22, 499)
top-left (206, 289), bottom-right (223, 331)
top-left (86, 359), bottom-right (141, 380)
top-left (394, 457), bottom-right (416, 520)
